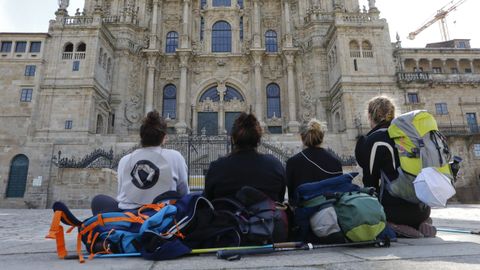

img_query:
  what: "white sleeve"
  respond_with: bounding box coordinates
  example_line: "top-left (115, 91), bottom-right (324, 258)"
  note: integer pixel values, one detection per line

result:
top-left (175, 152), bottom-right (189, 196)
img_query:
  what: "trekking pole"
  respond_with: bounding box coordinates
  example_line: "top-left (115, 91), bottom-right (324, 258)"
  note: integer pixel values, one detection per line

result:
top-left (216, 238), bottom-right (390, 260)
top-left (437, 228), bottom-right (480, 235)
top-left (63, 243), bottom-right (280, 260)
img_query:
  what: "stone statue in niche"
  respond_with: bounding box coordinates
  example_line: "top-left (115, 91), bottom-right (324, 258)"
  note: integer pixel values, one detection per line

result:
top-left (58, 0), bottom-right (69, 9)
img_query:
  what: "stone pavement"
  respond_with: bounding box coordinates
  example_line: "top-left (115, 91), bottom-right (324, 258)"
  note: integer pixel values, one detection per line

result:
top-left (1, 205), bottom-right (480, 270)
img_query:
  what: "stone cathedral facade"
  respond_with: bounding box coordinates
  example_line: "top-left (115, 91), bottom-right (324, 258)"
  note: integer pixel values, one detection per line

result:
top-left (1, 0), bottom-right (480, 208)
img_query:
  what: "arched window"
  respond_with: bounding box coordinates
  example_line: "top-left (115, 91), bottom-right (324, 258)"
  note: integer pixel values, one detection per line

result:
top-left (76, 42), bottom-right (86, 52)
top-left (64, 42), bottom-right (74, 52)
top-left (200, 87), bottom-right (220, 102)
top-left (224, 86), bottom-right (244, 102)
top-left (162, 84), bottom-right (177, 119)
top-left (362, 40), bottom-right (373, 58)
top-left (165, 31), bottom-right (179, 53)
top-left (212, 21), bottom-right (232, 52)
top-left (6, 154), bottom-right (29, 198)
top-left (96, 114), bottom-right (104, 134)
top-left (265, 30), bottom-right (278, 53)
top-left (212, 0), bottom-right (231, 7)
top-left (266, 83), bottom-right (281, 118)
top-left (349, 40), bottom-right (360, 58)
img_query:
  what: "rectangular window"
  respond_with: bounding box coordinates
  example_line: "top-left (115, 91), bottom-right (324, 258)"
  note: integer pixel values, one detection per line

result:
top-left (65, 120), bottom-right (73, 129)
top-left (239, 17), bottom-right (244, 41)
top-left (451, 67), bottom-right (459, 74)
top-left (407, 93), bottom-right (419, 104)
top-left (24, 65), bottom-right (36, 76)
top-left (466, 113), bottom-right (479, 133)
top-left (474, 144), bottom-right (480, 157)
top-left (29, 41), bottom-right (41, 53)
top-left (20, 88), bottom-right (33, 102)
top-left (15, 41), bottom-right (27, 53)
top-left (435, 103), bottom-right (448, 115)
top-left (0, 41), bottom-right (12, 52)
top-left (73, 60), bottom-right (80, 71)
top-left (465, 68), bottom-right (472, 74)
top-left (432, 67), bottom-right (442, 73)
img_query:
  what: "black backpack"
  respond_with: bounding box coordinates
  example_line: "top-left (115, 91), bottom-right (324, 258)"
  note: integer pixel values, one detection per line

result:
top-left (212, 186), bottom-right (289, 245)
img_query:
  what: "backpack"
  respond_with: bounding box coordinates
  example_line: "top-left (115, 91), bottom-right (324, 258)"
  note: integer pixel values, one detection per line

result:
top-left (212, 186), bottom-right (289, 245)
top-left (383, 110), bottom-right (456, 206)
top-left (294, 173), bottom-right (386, 243)
top-left (46, 193), bottom-right (240, 263)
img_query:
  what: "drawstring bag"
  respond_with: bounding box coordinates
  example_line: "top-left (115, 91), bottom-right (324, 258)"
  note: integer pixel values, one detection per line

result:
top-left (413, 167), bottom-right (456, 208)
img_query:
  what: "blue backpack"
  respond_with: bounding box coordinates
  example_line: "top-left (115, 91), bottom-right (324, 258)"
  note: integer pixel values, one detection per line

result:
top-left (46, 193), bottom-right (240, 263)
top-left (294, 173), bottom-right (388, 243)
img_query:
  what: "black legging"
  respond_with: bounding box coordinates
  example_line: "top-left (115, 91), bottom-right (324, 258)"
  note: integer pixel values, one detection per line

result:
top-left (383, 202), bottom-right (431, 229)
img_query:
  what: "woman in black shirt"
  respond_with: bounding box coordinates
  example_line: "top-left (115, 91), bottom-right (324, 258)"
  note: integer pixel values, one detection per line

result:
top-left (286, 119), bottom-right (343, 205)
top-left (203, 113), bottom-right (286, 202)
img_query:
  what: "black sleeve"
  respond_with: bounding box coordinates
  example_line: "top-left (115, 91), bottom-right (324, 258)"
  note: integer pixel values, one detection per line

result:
top-left (277, 161), bottom-right (287, 203)
top-left (203, 162), bottom-right (216, 200)
top-left (362, 143), bottom-right (394, 191)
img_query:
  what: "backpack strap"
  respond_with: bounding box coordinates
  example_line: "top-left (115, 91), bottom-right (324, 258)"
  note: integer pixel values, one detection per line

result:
top-left (300, 151), bottom-right (343, 175)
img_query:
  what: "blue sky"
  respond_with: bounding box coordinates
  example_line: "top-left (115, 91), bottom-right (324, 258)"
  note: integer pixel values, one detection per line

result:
top-left (0, 0), bottom-right (478, 48)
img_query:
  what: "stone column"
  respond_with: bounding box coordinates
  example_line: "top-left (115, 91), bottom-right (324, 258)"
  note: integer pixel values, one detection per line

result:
top-left (145, 55), bottom-right (157, 114)
top-left (283, 0), bottom-right (293, 47)
top-left (217, 82), bottom-right (226, 134)
top-left (180, 0), bottom-right (191, 49)
top-left (442, 59), bottom-right (447, 73)
top-left (175, 51), bottom-right (190, 133)
top-left (252, 0), bottom-right (261, 48)
top-left (415, 59), bottom-right (419, 72)
top-left (455, 59), bottom-right (460, 73)
top-left (251, 49), bottom-right (265, 128)
top-left (284, 50), bottom-right (300, 133)
top-left (149, 0), bottom-right (160, 49)
top-left (470, 60), bottom-right (475, 73)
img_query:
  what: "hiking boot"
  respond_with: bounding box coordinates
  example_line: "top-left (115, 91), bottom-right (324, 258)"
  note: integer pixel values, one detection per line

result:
top-left (418, 222), bottom-right (437, 238)
top-left (388, 222), bottom-right (424, 238)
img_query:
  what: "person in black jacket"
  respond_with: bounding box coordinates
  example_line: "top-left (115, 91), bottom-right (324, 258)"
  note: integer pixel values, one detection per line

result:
top-left (286, 119), bottom-right (343, 205)
top-left (355, 96), bottom-right (435, 237)
top-left (203, 113), bottom-right (286, 202)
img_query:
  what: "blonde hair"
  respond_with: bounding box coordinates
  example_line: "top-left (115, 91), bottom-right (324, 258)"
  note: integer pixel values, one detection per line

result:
top-left (368, 96), bottom-right (395, 125)
top-left (301, 119), bottom-right (325, 147)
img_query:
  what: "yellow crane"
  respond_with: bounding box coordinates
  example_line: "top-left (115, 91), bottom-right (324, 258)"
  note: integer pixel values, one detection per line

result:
top-left (407, 0), bottom-right (467, 41)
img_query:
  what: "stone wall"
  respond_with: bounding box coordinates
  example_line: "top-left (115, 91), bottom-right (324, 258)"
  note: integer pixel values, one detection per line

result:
top-left (48, 168), bottom-right (117, 209)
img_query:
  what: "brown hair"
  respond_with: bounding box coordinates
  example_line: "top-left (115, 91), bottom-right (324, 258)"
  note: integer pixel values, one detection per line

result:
top-left (300, 118), bottom-right (325, 147)
top-left (140, 110), bottom-right (167, 147)
top-left (367, 96), bottom-right (395, 125)
top-left (231, 113), bottom-right (262, 151)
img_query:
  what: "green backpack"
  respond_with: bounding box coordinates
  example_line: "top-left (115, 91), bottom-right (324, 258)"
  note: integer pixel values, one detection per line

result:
top-left (303, 190), bottom-right (386, 242)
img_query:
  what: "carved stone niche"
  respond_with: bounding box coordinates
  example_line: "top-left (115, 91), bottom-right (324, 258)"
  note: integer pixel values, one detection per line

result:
top-left (224, 98), bottom-right (246, 112)
top-left (198, 98), bottom-right (219, 112)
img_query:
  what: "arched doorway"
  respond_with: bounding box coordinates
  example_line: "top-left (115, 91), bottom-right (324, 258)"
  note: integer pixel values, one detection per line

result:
top-left (6, 154), bottom-right (29, 198)
top-left (197, 84), bottom-right (246, 135)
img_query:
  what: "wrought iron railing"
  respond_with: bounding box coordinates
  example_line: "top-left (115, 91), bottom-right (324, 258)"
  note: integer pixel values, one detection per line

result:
top-left (51, 135), bottom-right (356, 190)
top-left (439, 124), bottom-right (480, 136)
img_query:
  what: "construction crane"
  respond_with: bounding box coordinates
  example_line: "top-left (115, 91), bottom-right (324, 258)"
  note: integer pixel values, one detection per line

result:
top-left (407, 0), bottom-right (467, 41)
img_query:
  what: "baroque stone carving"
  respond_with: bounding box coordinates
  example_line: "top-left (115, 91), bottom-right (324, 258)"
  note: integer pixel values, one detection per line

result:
top-left (124, 93), bottom-right (143, 124)
top-left (300, 89), bottom-right (315, 123)
top-left (224, 98), bottom-right (246, 112)
top-left (198, 98), bottom-right (219, 112)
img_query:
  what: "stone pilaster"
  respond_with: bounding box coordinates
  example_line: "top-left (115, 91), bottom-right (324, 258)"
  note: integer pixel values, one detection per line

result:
top-left (251, 49), bottom-right (266, 128)
top-left (175, 49), bottom-right (191, 133)
top-left (283, 49), bottom-right (300, 133)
